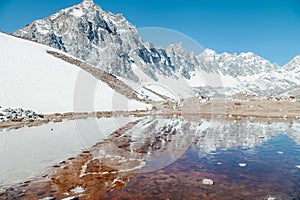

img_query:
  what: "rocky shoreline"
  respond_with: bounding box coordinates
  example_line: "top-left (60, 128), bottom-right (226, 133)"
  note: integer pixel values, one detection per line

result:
top-left (1, 99), bottom-right (300, 131)
top-left (0, 107), bottom-right (44, 123)
top-left (0, 109), bottom-right (151, 131)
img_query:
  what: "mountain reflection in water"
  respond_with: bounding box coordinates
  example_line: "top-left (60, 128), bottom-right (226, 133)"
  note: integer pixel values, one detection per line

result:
top-left (102, 116), bottom-right (300, 200)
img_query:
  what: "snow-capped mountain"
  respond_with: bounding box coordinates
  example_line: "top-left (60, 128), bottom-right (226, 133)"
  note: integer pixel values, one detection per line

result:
top-left (14, 0), bottom-right (187, 83)
top-left (284, 55), bottom-right (300, 71)
top-left (278, 56), bottom-right (300, 97)
top-left (198, 50), bottom-right (280, 77)
top-left (13, 0), bottom-right (300, 98)
top-left (236, 55), bottom-right (300, 95)
top-left (14, 0), bottom-right (141, 81)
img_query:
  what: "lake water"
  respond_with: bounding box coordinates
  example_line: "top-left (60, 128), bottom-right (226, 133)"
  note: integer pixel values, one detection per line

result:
top-left (0, 116), bottom-right (137, 188)
top-left (0, 116), bottom-right (299, 199)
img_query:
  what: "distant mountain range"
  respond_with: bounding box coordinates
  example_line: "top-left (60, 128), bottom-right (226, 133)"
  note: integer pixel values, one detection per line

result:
top-left (12, 0), bottom-right (300, 98)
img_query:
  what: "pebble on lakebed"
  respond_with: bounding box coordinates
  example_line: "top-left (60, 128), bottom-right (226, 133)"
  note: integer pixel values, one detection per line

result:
top-left (239, 163), bottom-right (247, 167)
top-left (202, 179), bottom-right (214, 185)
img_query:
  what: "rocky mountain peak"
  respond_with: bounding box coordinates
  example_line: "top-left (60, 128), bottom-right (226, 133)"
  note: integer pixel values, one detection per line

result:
top-left (200, 49), bottom-right (217, 56)
top-left (79, 0), bottom-right (103, 12)
top-left (240, 52), bottom-right (255, 57)
top-left (284, 55), bottom-right (300, 71)
top-left (14, 0), bottom-right (142, 81)
top-left (166, 43), bottom-right (193, 57)
top-left (82, 0), bottom-right (94, 4)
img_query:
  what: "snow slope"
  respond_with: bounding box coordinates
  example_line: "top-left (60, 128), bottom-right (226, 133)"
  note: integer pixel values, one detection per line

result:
top-left (122, 64), bottom-right (194, 100)
top-left (0, 32), bottom-right (150, 113)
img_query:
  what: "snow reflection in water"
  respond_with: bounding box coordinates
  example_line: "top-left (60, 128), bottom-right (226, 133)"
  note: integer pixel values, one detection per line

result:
top-left (0, 117), bottom-right (136, 188)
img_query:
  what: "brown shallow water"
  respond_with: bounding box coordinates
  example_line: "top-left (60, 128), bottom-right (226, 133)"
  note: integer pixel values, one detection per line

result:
top-left (0, 116), bottom-right (300, 199)
top-left (104, 135), bottom-right (300, 200)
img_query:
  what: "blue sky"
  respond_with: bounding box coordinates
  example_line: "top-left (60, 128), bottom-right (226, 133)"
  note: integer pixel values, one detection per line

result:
top-left (0, 0), bottom-right (300, 66)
